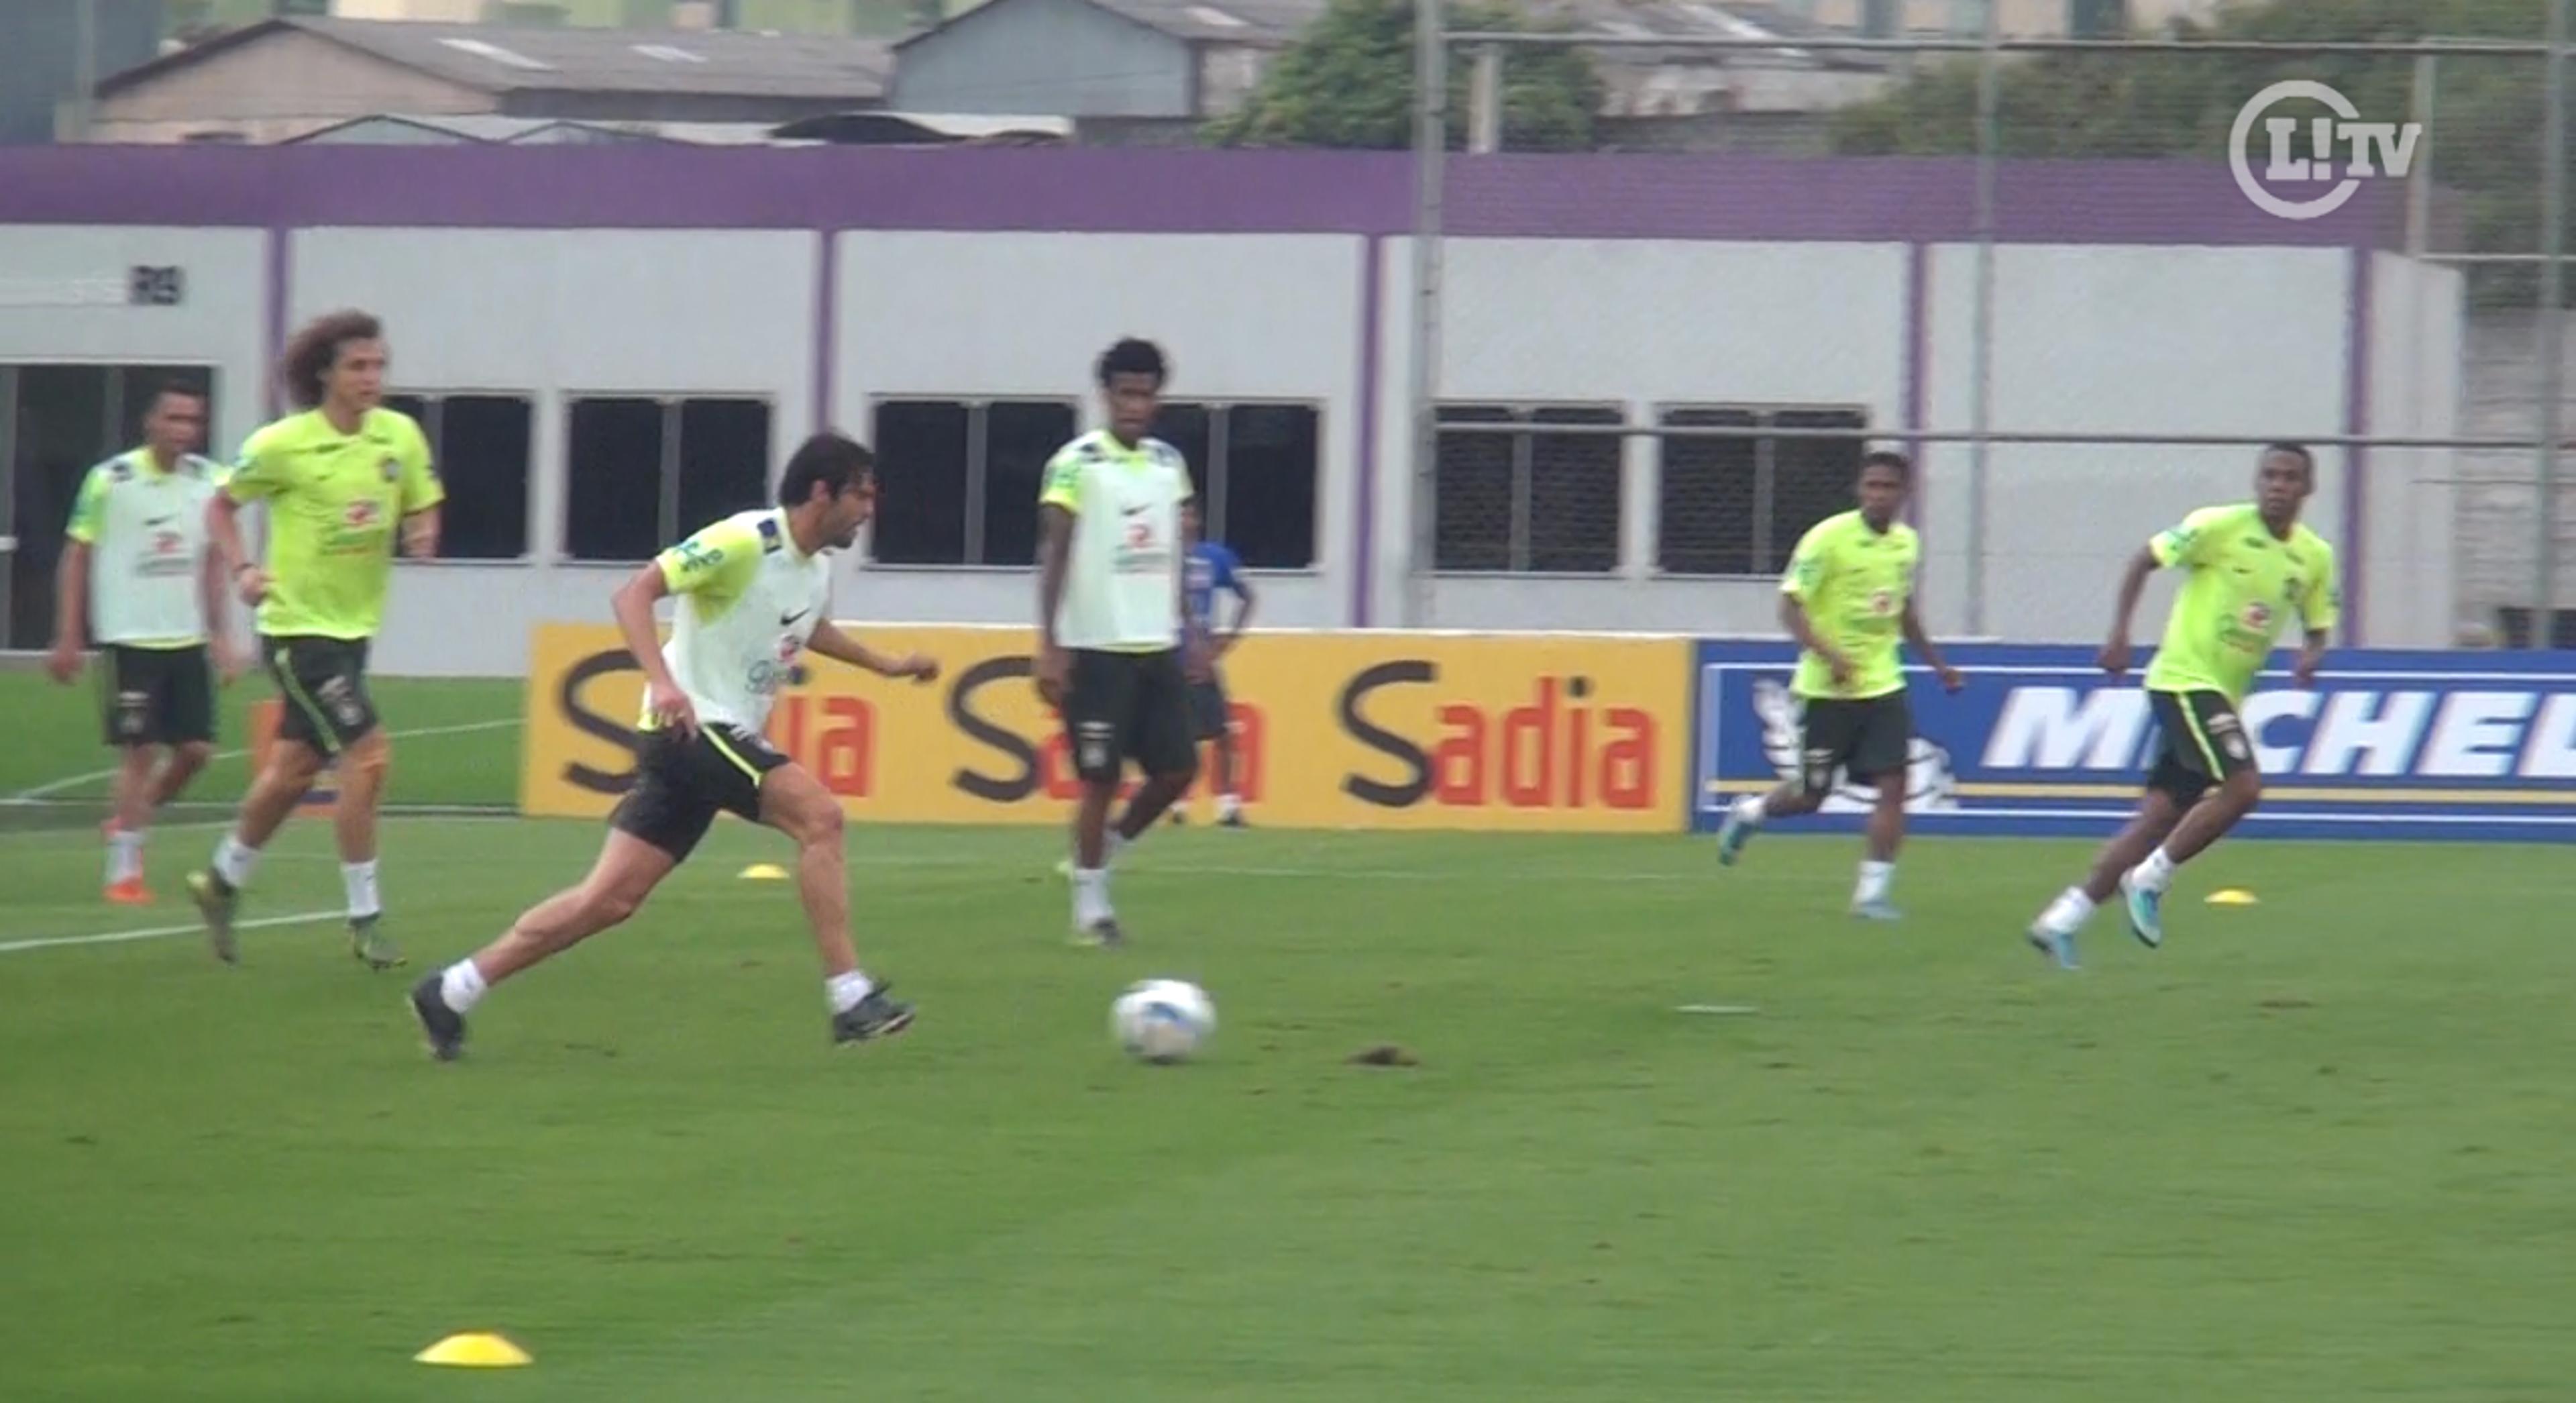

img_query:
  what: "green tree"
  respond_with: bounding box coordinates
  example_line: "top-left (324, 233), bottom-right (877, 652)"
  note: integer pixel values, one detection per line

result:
top-left (1208, 0), bottom-right (1604, 152)
top-left (1828, 0), bottom-right (2567, 304)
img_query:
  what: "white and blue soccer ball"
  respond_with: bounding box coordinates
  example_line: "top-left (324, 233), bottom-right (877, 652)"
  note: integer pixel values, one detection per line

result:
top-left (1112, 978), bottom-right (1216, 1064)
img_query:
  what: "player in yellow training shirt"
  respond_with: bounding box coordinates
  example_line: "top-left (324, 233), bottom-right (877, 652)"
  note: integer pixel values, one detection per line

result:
top-left (2025, 444), bottom-right (2338, 969)
top-left (1715, 452), bottom-right (1962, 919)
top-left (1034, 337), bottom-right (1206, 948)
top-left (188, 311), bottom-right (441, 970)
top-left (407, 433), bottom-right (938, 1061)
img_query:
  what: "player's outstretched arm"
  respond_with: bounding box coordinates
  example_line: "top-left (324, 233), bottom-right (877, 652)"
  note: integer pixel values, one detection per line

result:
top-left (1223, 569), bottom-right (1256, 654)
top-left (1778, 594), bottom-right (1849, 688)
top-left (1034, 503), bottom-right (1074, 706)
top-left (2098, 546), bottom-right (2160, 676)
top-left (48, 540), bottom-right (89, 683)
top-left (400, 505), bottom-right (440, 560)
top-left (205, 492), bottom-right (266, 607)
top-left (806, 620), bottom-right (938, 682)
top-left (610, 564), bottom-right (696, 736)
top-left (2294, 627), bottom-right (2329, 687)
top-left (1900, 599), bottom-right (1963, 693)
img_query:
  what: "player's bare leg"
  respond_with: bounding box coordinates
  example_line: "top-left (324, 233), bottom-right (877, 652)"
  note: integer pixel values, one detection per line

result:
top-left (1849, 770), bottom-right (1906, 921)
top-left (1212, 731), bottom-right (1245, 826)
top-left (2027, 790), bottom-right (2185, 968)
top-left (103, 745), bottom-right (160, 902)
top-left (188, 740), bottom-right (324, 964)
top-left (760, 764), bottom-right (914, 1045)
top-left (333, 728), bottom-right (400, 969)
top-left (2120, 768), bottom-right (2261, 948)
top-left (1715, 779), bottom-right (1818, 866)
top-left (1069, 779), bottom-right (1124, 944)
top-left (1117, 768), bottom-right (1192, 841)
top-left (107, 739), bottom-right (209, 902)
top-left (146, 740), bottom-right (211, 811)
top-left (407, 830), bottom-right (677, 1061)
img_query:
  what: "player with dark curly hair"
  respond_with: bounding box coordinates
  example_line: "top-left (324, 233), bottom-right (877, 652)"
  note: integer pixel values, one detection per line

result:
top-left (191, 310), bottom-right (441, 971)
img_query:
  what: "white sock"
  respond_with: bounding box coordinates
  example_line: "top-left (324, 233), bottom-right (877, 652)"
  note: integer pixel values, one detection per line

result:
top-left (826, 969), bottom-right (874, 1014)
top-left (439, 959), bottom-right (488, 1014)
top-left (1731, 794), bottom-right (1769, 827)
top-left (2134, 847), bottom-right (2179, 892)
top-left (1073, 868), bottom-right (1112, 927)
top-left (1109, 829), bottom-right (1132, 862)
top-left (1855, 859), bottom-right (1895, 905)
top-left (2037, 886), bottom-right (2096, 936)
top-left (1216, 792), bottom-right (1241, 820)
top-left (341, 860), bottom-right (382, 922)
top-left (108, 829), bottom-right (144, 885)
top-left (213, 833), bottom-right (259, 888)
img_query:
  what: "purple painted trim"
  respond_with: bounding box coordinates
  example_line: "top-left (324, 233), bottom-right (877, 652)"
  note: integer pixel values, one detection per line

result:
top-left (0, 147), bottom-right (2412, 248)
top-left (2341, 246), bottom-right (2372, 646)
top-left (262, 227), bottom-right (290, 417)
top-left (1351, 233), bottom-right (1384, 628)
top-left (1900, 240), bottom-right (1928, 533)
top-left (813, 230), bottom-right (839, 436)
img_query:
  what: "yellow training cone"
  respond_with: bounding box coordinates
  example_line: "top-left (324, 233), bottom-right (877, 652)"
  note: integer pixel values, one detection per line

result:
top-left (2205, 888), bottom-right (2259, 906)
top-left (739, 862), bottom-right (790, 880)
top-left (415, 1332), bottom-right (532, 1367)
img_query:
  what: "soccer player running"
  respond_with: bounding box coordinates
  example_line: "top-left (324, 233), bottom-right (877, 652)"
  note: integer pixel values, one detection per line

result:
top-left (1715, 451), bottom-right (1962, 919)
top-left (1171, 499), bottom-right (1254, 828)
top-left (409, 433), bottom-right (934, 1061)
top-left (2025, 444), bottom-right (2337, 969)
top-left (1035, 337), bottom-right (1205, 947)
top-left (190, 311), bottom-right (439, 968)
top-left (47, 382), bottom-right (244, 903)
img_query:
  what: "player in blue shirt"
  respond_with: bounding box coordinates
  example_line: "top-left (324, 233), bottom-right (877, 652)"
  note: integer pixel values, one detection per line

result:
top-left (1175, 502), bottom-right (1254, 826)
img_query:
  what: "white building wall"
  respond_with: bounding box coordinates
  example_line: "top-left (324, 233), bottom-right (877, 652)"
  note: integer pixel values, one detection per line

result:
top-left (0, 224), bottom-right (2457, 672)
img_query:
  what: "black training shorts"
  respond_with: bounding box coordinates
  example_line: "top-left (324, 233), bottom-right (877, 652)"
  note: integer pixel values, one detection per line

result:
top-left (1064, 647), bottom-right (1198, 785)
top-left (2145, 688), bottom-right (2255, 805)
top-left (264, 634), bottom-right (376, 753)
top-left (1187, 675), bottom-right (1232, 743)
top-left (609, 723), bottom-right (792, 862)
top-left (101, 643), bottom-right (215, 747)
top-left (1795, 690), bottom-right (1913, 798)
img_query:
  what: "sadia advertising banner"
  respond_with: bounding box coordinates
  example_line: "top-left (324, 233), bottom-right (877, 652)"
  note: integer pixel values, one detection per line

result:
top-left (523, 624), bottom-right (1692, 832)
top-left (1691, 641), bottom-right (2576, 841)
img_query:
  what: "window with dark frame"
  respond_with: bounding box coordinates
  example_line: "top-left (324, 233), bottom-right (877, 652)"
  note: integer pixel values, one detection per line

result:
top-left (1655, 405), bottom-right (1868, 578)
top-left (382, 393), bottom-right (535, 562)
top-left (866, 399), bottom-right (1074, 567)
top-left (1150, 401), bottom-right (1319, 571)
top-left (1434, 403), bottom-right (1623, 574)
top-left (563, 397), bottom-right (775, 564)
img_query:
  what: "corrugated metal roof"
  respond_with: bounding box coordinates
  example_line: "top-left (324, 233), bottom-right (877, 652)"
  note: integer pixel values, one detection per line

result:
top-left (1084, 0), bottom-right (1328, 44)
top-left (101, 17), bottom-right (893, 101)
top-left (892, 0), bottom-right (1874, 67)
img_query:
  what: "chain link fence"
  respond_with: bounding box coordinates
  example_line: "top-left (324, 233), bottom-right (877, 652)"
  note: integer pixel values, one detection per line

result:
top-left (1403, 5), bottom-right (2575, 649)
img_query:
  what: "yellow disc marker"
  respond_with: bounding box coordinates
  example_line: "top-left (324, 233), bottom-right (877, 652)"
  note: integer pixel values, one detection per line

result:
top-left (415, 1333), bottom-right (533, 1367)
top-left (739, 862), bottom-right (790, 880)
top-left (2205, 888), bottom-right (2260, 906)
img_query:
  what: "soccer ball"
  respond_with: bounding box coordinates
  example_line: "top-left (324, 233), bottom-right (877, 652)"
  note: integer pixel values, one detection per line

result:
top-left (1112, 978), bottom-right (1216, 1063)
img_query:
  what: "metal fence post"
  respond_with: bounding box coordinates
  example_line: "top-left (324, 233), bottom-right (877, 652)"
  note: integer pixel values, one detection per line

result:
top-left (1409, 0), bottom-right (1447, 629)
top-left (2540, 0), bottom-right (2569, 647)
top-left (1966, 0), bottom-right (2002, 637)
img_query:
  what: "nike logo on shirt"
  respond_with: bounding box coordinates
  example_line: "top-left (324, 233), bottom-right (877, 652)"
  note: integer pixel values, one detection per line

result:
top-left (780, 607), bottom-right (811, 627)
top-left (144, 515), bottom-right (174, 527)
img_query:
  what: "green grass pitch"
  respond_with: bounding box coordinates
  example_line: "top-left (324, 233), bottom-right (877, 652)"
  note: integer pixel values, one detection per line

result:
top-left (1, 672), bottom-right (2570, 1399)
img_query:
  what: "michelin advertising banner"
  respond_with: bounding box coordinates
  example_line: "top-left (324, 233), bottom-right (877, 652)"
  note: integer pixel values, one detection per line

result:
top-left (1692, 642), bottom-right (2576, 842)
